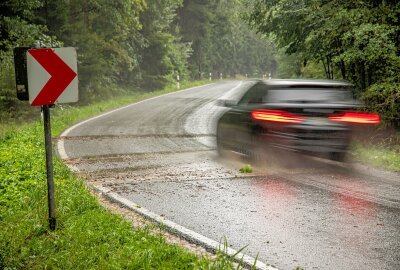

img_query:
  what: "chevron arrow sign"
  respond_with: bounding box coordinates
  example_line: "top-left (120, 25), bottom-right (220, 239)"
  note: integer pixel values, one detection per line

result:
top-left (27, 47), bottom-right (78, 106)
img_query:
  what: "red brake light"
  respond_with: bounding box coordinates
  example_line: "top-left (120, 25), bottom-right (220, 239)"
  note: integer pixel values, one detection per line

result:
top-left (252, 110), bottom-right (304, 123)
top-left (328, 112), bottom-right (380, 124)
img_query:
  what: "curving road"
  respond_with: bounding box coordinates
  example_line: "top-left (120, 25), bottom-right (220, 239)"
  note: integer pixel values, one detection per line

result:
top-left (58, 81), bottom-right (400, 270)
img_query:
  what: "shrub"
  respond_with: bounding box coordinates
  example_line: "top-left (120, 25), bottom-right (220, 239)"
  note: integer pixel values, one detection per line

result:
top-left (362, 81), bottom-right (400, 128)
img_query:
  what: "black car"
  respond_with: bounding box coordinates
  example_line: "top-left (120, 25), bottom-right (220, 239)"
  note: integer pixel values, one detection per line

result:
top-left (216, 79), bottom-right (380, 161)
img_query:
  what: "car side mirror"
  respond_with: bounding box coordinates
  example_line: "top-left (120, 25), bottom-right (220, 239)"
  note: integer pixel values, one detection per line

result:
top-left (223, 100), bottom-right (237, 107)
top-left (216, 99), bottom-right (237, 107)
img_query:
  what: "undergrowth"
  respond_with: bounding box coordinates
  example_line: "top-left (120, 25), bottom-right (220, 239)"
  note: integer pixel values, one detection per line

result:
top-left (351, 128), bottom-right (400, 171)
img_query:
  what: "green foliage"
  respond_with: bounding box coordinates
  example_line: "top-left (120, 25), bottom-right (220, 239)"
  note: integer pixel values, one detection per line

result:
top-left (178, 0), bottom-right (213, 78)
top-left (362, 82), bottom-right (400, 127)
top-left (275, 50), bottom-right (303, 79)
top-left (0, 51), bottom-right (40, 123)
top-left (41, 0), bottom-right (147, 101)
top-left (178, 0), bottom-right (276, 79)
top-left (0, 124), bottom-right (45, 215)
top-left (244, 0), bottom-right (400, 126)
top-left (1, 0), bottom-right (277, 122)
top-left (352, 138), bottom-right (400, 171)
top-left (138, 0), bottom-right (192, 90)
top-left (0, 0), bottom-right (52, 122)
top-left (239, 164), bottom-right (253, 173)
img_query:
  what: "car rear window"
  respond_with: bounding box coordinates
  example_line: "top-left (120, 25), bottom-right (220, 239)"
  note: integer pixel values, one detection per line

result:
top-left (267, 87), bottom-right (353, 103)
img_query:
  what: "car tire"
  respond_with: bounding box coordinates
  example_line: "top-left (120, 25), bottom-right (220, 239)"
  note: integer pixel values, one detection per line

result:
top-left (249, 126), bottom-right (267, 161)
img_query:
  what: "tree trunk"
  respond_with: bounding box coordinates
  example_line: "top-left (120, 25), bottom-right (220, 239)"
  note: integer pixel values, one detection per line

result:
top-left (339, 60), bottom-right (346, 80)
top-left (360, 61), bottom-right (366, 91)
top-left (367, 65), bottom-right (373, 88)
top-left (322, 58), bottom-right (329, 79)
top-left (325, 56), bottom-right (334, 79)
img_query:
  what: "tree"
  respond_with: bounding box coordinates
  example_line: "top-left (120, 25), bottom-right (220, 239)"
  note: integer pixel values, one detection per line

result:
top-left (138, 0), bottom-right (192, 90)
top-left (38, 0), bottom-right (147, 101)
top-left (244, 0), bottom-right (400, 125)
top-left (178, 0), bottom-right (276, 79)
top-left (1, 0), bottom-right (279, 122)
top-left (178, 0), bottom-right (214, 79)
top-left (0, 0), bottom-right (48, 119)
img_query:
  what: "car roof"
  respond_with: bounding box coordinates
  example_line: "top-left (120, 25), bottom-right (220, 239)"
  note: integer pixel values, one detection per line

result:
top-left (258, 79), bottom-right (352, 87)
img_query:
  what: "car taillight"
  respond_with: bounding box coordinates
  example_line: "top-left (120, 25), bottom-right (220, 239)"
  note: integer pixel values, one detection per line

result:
top-left (328, 112), bottom-right (380, 124)
top-left (251, 110), bottom-right (304, 123)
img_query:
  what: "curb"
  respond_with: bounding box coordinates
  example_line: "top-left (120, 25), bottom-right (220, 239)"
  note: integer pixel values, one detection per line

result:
top-left (92, 185), bottom-right (277, 270)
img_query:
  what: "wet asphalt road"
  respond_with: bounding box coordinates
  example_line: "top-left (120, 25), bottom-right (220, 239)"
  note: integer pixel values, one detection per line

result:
top-left (59, 81), bottom-right (400, 270)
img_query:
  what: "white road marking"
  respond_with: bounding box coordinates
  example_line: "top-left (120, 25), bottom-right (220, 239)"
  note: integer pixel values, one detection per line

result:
top-left (93, 185), bottom-right (277, 270)
top-left (58, 83), bottom-right (215, 159)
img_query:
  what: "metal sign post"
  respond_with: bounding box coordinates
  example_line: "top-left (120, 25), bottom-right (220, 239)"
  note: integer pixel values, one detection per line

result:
top-left (42, 105), bottom-right (56, 230)
top-left (14, 46), bottom-right (78, 231)
top-left (27, 47), bottom-right (78, 231)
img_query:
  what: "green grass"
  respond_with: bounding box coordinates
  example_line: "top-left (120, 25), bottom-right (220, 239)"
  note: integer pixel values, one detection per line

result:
top-left (349, 128), bottom-right (400, 171)
top-left (351, 142), bottom-right (400, 171)
top-left (0, 81), bottom-right (241, 270)
top-left (239, 164), bottom-right (253, 173)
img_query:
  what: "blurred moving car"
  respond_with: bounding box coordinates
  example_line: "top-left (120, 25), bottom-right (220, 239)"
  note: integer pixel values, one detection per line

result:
top-left (216, 79), bottom-right (380, 161)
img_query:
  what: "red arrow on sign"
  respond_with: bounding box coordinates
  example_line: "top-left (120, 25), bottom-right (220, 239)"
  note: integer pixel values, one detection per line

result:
top-left (28, 48), bottom-right (77, 106)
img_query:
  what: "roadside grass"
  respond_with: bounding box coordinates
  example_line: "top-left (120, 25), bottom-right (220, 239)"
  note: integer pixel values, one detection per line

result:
top-left (0, 81), bottom-right (241, 269)
top-left (351, 141), bottom-right (400, 171)
top-left (239, 164), bottom-right (253, 173)
top-left (350, 127), bottom-right (400, 171)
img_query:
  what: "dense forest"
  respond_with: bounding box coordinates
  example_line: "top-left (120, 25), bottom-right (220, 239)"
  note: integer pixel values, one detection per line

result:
top-left (0, 0), bottom-right (274, 119)
top-left (245, 0), bottom-right (400, 127)
top-left (1, 0), bottom-right (399, 126)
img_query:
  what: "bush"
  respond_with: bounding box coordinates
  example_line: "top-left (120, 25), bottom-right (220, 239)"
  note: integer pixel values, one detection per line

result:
top-left (140, 75), bottom-right (170, 91)
top-left (362, 82), bottom-right (400, 128)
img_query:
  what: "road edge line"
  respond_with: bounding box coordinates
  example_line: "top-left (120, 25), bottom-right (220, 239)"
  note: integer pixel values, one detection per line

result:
top-left (57, 82), bottom-right (218, 160)
top-left (56, 80), bottom-right (279, 270)
top-left (92, 185), bottom-right (277, 270)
